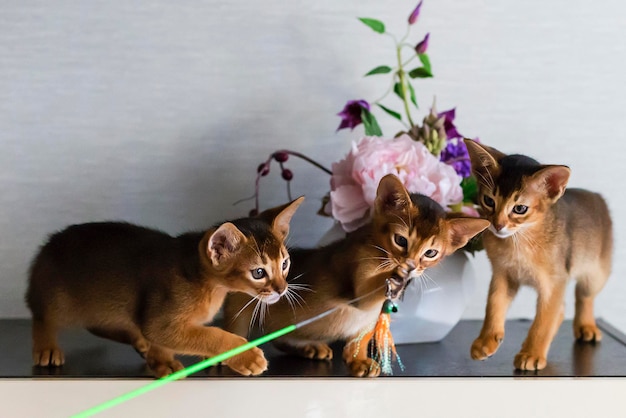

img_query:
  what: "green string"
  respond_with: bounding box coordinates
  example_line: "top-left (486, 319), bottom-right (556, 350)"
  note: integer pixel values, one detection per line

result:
top-left (70, 324), bottom-right (297, 418)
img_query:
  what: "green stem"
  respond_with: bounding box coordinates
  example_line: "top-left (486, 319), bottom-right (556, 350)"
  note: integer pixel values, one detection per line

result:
top-left (399, 23), bottom-right (411, 44)
top-left (396, 45), bottom-right (414, 128)
top-left (401, 54), bottom-right (417, 68)
top-left (372, 76), bottom-right (397, 104)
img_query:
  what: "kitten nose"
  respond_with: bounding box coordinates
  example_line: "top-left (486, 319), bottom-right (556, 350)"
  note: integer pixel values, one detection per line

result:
top-left (406, 259), bottom-right (416, 271)
top-left (275, 283), bottom-right (287, 296)
top-left (494, 223), bottom-right (505, 232)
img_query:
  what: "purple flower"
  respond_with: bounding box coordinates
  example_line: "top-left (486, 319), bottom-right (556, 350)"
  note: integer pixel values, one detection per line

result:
top-left (408, 0), bottom-right (423, 25)
top-left (438, 107), bottom-right (461, 139)
top-left (438, 107), bottom-right (472, 177)
top-left (440, 138), bottom-right (472, 178)
top-left (415, 33), bottom-right (430, 54)
top-left (336, 100), bottom-right (370, 131)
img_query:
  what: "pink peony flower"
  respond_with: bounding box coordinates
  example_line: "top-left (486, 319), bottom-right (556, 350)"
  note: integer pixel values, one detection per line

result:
top-left (460, 204), bottom-right (481, 218)
top-left (329, 134), bottom-right (463, 232)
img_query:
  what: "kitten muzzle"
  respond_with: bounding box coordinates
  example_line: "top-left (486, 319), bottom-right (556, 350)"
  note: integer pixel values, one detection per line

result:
top-left (488, 225), bottom-right (515, 239)
top-left (264, 292), bottom-right (282, 305)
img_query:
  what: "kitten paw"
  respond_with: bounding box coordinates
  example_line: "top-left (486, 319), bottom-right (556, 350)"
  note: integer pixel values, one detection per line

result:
top-left (298, 343), bottom-right (333, 360)
top-left (574, 324), bottom-right (603, 342)
top-left (145, 345), bottom-right (184, 377)
top-left (33, 347), bottom-right (65, 367)
top-left (133, 339), bottom-right (151, 358)
top-left (223, 347), bottom-right (268, 376)
top-left (514, 351), bottom-right (547, 371)
top-left (470, 333), bottom-right (503, 360)
top-left (148, 358), bottom-right (184, 378)
top-left (348, 358), bottom-right (380, 378)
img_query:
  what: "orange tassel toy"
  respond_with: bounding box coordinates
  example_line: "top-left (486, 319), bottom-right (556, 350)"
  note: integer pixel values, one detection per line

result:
top-left (370, 297), bottom-right (403, 375)
top-left (346, 278), bottom-right (406, 375)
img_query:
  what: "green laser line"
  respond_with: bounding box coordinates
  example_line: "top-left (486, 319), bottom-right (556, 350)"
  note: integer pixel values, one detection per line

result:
top-left (70, 324), bottom-right (296, 418)
top-left (70, 285), bottom-right (382, 418)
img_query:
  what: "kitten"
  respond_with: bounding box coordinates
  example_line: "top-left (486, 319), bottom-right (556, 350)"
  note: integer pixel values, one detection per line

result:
top-left (464, 139), bottom-right (613, 371)
top-left (224, 174), bottom-right (489, 377)
top-left (25, 197), bottom-right (303, 377)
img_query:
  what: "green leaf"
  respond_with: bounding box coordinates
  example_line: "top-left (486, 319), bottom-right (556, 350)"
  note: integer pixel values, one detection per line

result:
top-left (393, 82), bottom-right (405, 100)
top-left (364, 65), bottom-right (392, 76)
top-left (376, 104), bottom-right (402, 121)
top-left (407, 82), bottom-right (418, 108)
top-left (408, 67), bottom-right (433, 78)
top-left (358, 18), bottom-right (385, 34)
top-left (360, 108), bottom-right (383, 136)
top-left (418, 53), bottom-right (432, 72)
top-left (393, 81), bottom-right (417, 107)
top-left (461, 176), bottom-right (479, 203)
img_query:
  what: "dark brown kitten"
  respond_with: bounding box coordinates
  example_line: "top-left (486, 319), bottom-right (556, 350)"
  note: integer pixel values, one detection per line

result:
top-left (25, 197), bottom-right (303, 377)
top-left (224, 174), bottom-right (488, 377)
top-left (465, 139), bottom-right (613, 371)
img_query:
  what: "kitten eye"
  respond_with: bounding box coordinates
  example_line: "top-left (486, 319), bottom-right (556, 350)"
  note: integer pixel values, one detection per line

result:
top-left (424, 249), bottom-right (439, 258)
top-left (483, 195), bottom-right (495, 208)
top-left (282, 258), bottom-right (289, 271)
top-left (251, 268), bottom-right (266, 280)
top-left (512, 205), bottom-right (528, 215)
top-left (394, 234), bottom-right (408, 249)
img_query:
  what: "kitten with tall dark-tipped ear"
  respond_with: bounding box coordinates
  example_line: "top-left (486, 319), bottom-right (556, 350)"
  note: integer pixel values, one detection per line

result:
top-left (224, 174), bottom-right (489, 377)
top-left (464, 139), bottom-right (613, 371)
top-left (25, 196), bottom-right (304, 377)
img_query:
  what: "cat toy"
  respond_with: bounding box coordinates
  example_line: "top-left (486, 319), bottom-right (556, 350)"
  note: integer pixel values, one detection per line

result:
top-left (348, 278), bottom-right (404, 375)
top-left (71, 280), bottom-right (405, 418)
top-left (70, 311), bottom-right (335, 418)
top-left (371, 293), bottom-right (403, 375)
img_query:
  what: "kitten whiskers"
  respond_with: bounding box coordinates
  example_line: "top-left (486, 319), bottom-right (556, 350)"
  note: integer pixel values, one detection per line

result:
top-left (284, 273), bottom-right (313, 315)
top-left (370, 244), bottom-right (391, 256)
top-left (283, 287), bottom-right (307, 315)
top-left (249, 296), bottom-right (270, 335)
top-left (374, 259), bottom-right (396, 273)
top-left (229, 295), bottom-right (260, 325)
top-left (408, 272), bottom-right (441, 303)
top-left (366, 245), bottom-right (398, 273)
top-left (420, 272), bottom-right (441, 293)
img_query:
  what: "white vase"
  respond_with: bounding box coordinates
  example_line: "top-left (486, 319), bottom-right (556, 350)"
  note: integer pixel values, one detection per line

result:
top-left (317, 222), bottom-right (475, 344)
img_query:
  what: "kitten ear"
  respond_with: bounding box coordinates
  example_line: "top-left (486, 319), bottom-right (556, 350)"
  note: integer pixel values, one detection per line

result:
top-left (528, 165), bottom-right (570, 202)
top-left (446, 217), bottom-right (490, 253)
top-left (375, 174), bottom-right (411, 215)
top-left (207, 222), bottom-right (247, 266)
top-left (258, 196), bottom-right (305, 240)
top-left (463, 139), bottom-right (505, 184)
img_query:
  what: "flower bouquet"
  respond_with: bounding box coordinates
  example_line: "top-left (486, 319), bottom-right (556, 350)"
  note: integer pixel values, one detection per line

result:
top-left (249, 0), bottom-right (481, 251)
top-left (245, 1), bottom-right (482, 343)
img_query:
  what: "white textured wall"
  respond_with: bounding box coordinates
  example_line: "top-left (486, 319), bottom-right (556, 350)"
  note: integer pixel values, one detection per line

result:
top-left (1, 0), bottom-right (625, 332)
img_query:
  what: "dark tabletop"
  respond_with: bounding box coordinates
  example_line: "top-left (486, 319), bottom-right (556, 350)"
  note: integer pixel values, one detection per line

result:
top-left (3, 318), bottom-right (625, 378)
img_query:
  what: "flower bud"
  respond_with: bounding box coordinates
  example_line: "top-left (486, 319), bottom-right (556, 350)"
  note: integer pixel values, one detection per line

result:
top-left (273, 151), bottom-right (289, 162)
top-left (415, 33), bottom-right (429, 54)
top-left (257, 163), bottom-right (270, 176)
top-left (281, 169), bottom-right (293, 181)
top-left (408, 0), bottom-right (423, 25)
